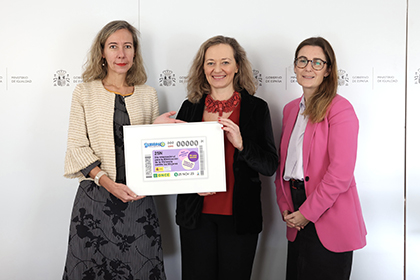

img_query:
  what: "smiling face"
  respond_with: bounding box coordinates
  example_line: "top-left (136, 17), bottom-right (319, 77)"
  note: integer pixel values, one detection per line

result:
top-left (203, 43), bottom-right (238, 94)
top-left (294, 45), bottom-right (331, 97)
top-left (102, 28), bottom-right (135, 77)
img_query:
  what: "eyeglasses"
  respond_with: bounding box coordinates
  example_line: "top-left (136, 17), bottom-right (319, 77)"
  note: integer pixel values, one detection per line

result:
top-left (294, 56), bottom-right (328, 71)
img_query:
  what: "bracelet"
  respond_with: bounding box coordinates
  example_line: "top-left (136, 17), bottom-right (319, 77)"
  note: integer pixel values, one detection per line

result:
top-left (94, 171), bottom-right (107, 186)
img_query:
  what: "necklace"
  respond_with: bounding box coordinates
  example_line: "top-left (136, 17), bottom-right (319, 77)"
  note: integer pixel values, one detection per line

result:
top-left (105, 88), bottom-right (134, 97)
top-left (205, 92), bottom-right (240, 117)
top-left (102, 79), bottom-right (134, 97)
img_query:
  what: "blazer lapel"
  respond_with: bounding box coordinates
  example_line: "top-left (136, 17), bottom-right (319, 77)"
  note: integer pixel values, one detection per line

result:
top-left (281, 98), bottom-right (301, 167)
top-left (303, 120), bottom-right (317, 173)
top-left (191, 96), bottom-right (206, 122)
top-left (238, 91), bottom-right (256, 129)
top-left (283, 103), bottom-right (300, 149)
top-left (281, 102), bottom-right (301, 212)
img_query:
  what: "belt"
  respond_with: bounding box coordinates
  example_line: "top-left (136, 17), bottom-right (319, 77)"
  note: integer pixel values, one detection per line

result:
top-left (290, 179), bottom-right (305, 190)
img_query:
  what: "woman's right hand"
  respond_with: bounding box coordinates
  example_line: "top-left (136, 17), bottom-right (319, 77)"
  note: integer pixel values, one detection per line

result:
top-left (282, 210), bottom-right (290, 221)
top-left (283, 210), bottom-right (296, 228)
top-left (90, 167), bottom-right (144, 203)
top-left (283, 210), bottom-right (302, 230)
top-left (101, 176), bottom-right (145, 203)
top-left (153, 111), bottom-right (185, 124)
top-left (284, 210), bottom-right (308, 231)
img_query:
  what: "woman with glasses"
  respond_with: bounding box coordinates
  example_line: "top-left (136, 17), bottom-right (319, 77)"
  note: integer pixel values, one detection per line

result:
top-left (275, 37), bottom-right (367, 280)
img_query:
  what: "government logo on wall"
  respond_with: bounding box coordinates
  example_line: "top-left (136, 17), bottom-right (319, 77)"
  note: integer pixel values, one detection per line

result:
top-left (253, 69), bottom-right (263, 87)
top-left (159, 70), bottom-right (176, 86)
top-left (338, 69), bottom-right (349, 86)
top-left (53, 70), bottom-right (70, 87)
top-left (415, 68), bottom-right (420, 84)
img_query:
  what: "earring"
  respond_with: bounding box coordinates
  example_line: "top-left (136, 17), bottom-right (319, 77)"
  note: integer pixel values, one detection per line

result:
top-left (102, 59), bottom-right (106, 67)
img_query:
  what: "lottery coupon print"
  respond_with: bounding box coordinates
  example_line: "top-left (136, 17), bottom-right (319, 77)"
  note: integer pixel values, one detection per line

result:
top-left (124, 122), bottom-right (225, 195)
top-left (141, 137), bottom-right (208, 181)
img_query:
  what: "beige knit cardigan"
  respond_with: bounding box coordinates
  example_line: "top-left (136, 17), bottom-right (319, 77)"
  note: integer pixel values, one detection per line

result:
top-left (64, 80), bottom-right (159, 182)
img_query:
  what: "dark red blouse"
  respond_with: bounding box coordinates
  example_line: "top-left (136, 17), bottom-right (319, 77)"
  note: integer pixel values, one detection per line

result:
top-left (202, 101), bottom-right (241, 215)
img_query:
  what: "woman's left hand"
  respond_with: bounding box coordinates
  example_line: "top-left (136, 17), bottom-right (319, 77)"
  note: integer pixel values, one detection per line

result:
top-left (153, 111), bottom-right (185, 124)
top-left (285, 210), bottom-right (309, 231)
top-left (218, 118), bottom-right (243, 151)
top-left (197, 192), bottom-right (216, 196)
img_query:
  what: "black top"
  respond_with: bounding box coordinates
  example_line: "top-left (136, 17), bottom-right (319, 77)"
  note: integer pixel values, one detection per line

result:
top-left (114, 94), bottom-right (131, 184)
top-left (80, 94), bottom-right (130, 183)
top-left (175, 90), bottom-right (278, 234)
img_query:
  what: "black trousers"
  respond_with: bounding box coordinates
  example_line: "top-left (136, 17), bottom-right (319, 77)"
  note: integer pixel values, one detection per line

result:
top-left (179, 214), bottom-right (259, 280)
top-left (286, 180), bottom-right (353, 280)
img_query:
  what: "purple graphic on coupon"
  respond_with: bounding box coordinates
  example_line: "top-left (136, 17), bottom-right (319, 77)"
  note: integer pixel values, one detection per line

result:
top-left (178, 149), bottom-right (190, 160)
top-left (188, 151), bottom-right (199, 162)
top-left (153, 148), bottom-right (199, 172)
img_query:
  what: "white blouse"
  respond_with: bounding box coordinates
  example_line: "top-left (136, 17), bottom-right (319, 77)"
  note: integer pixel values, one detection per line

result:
top-left (283, 96), bottom-right (308, 181)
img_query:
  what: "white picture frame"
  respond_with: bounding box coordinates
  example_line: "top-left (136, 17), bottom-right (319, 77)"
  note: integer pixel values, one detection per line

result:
top-left (124, 121), bottom-right (226, 195)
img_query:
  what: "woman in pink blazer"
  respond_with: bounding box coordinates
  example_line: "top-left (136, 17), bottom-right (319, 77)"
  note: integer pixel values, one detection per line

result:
top-left (275, 37), bottom-right (367, 280)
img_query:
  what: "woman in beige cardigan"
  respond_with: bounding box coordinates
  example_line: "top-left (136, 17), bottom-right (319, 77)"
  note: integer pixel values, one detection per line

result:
top-left (62, 20), bottom-right (178, 280)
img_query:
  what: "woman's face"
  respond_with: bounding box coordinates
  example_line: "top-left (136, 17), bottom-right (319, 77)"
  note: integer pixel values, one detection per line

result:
top-left (294, 45), bottom-right (330, 95)
top-left (102, 28), bottom-right (135, 77)
top-left (203, 44), bottom-right (238, 93)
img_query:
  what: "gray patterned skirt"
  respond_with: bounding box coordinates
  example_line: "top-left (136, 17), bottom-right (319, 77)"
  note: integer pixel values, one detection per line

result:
top-left (62, 180), bottom-right (166, 280)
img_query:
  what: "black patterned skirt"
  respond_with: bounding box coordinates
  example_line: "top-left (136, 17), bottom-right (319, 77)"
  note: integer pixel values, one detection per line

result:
top-left (62, 180), bottom-right (166, 280)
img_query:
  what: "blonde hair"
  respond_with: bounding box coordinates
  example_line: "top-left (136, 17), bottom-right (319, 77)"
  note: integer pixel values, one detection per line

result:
top-left (82, 20), bottom-right (147, 86)
top-left (187, 35), bottom-right (256, 103)
top-left (295, 37), bottom-right (338, 123)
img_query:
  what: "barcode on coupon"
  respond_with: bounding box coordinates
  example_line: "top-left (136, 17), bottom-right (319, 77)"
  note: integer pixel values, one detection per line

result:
top-left (145, 155), bottom-right (152, 178)
top-left (199, 145), bottom-right (205, 176)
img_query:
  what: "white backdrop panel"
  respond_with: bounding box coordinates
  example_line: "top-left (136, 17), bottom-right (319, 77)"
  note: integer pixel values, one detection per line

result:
top-left (407, 0), bottom-right (420, 278)
top-left (140, 0), bottom-right (406, 279)
top-left (0, 1), bottom-right (140, 279)
top-left (0, 0), bottom-right (413, 279)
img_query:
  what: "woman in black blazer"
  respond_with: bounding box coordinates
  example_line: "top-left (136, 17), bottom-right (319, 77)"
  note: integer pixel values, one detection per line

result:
top-left (176, 35), bottom-right (278, 280)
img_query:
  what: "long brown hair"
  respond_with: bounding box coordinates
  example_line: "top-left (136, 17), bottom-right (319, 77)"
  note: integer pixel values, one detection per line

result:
top-left (82, 20), bottom-right (147, 86)
top-left (187, 35), bottom-right (256, 103)
top-left (295, 37), bottom-right (338, 122)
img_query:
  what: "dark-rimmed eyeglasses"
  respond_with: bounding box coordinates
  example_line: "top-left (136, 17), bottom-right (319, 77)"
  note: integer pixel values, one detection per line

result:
top-left (294, 56), bottom-right (328, 71)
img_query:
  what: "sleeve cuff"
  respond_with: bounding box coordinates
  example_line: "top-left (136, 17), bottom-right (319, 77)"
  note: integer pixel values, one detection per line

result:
top-left (80, 160), bottom-right (101, 178)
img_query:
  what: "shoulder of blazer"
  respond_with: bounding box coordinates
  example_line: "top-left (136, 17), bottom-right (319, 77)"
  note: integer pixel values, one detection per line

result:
top-left (239, 90), bottom-right (270, 128)
top-left (73, 80), bottom-right (97, 96)
top-left (330, 94), bottom-right (352, 108)
top-left (132, 83), bottom-right (157, 96)
top-left (72, 80), bottom-right (109, 105)
top-left (326, 94), bottom-right (355, 119)
top-left (177, 96), bottom-right (205, 122)
top-left (240, 90), bottom-right (268, 108)
top-left (282, 97), bottom-right (301, 125)
top-left (284, 97), bottom-right (301, 112)
top-left (82, 79), bottom-right (104, 91)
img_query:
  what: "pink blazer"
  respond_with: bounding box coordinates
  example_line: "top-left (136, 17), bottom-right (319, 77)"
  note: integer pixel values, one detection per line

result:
top-left (275, 94), bottom-right (367, 253)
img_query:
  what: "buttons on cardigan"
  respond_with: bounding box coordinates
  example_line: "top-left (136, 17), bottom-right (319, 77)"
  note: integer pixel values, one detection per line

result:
top-left (305, 176), bottom-right (309, 182)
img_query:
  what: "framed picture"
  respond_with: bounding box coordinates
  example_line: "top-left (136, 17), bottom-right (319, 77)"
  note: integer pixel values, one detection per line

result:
top-left (124, 121), bottom-right (226, 195)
